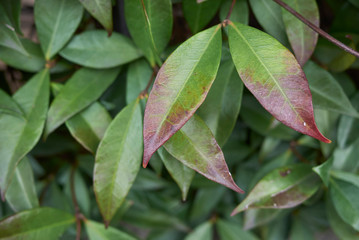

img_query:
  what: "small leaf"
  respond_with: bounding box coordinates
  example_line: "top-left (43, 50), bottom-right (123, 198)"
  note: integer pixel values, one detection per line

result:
top-left (60, 30), bottom-right (142, 68)
top-left (85, 220), bottom-right (137, 240)
top-left (184, 221), bottom-right (213, 240)
top-left (157, 148), bottom-right (195, 201)
top-left (94, 99), bottom-right (143, 226)
top-left (216, 219), bottom-right (260, 240)
top-left (313, 157), bottom-right (333, 187)
top-left (45, 67), bottom-right (120, 137)
top-left (228, 21), bottom-right (330, 143)
top-left (79, 0), bottom-right (113, 34)
top-left (183, 0), bottom-right (221, 34)
top-left (282, 0), bottom-right (319, 66)
top-left (124, 0), bottom-right (173, 66)
top-left (232, 164), bottom-right (320, 215)
top-left (143, 25), bottom-right (222, 166)
top-left (164, 115), bottom-right (243, 193)
top-left (5, 157), bottom-right (39, 212)
top-left (0, 207), bottom-right (75, 239)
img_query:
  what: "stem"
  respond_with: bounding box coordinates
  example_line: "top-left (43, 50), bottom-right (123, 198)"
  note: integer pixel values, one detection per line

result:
top-left (290, 141), bottom-right (309, 163)
top-left (139, 66), bottom-right (159, 99)
top-left (273, 0), bottom-right (359, 58)
top-left (70, 165), bottom-right (83, 240)
top-left (226, 0), bottom-right (237, 20)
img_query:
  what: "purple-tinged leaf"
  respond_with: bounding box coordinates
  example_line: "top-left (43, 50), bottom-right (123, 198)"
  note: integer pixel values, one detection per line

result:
top-left (143, 25), bottom-right (222, 167)
top-left (228, 21), bottom-right (330, 143)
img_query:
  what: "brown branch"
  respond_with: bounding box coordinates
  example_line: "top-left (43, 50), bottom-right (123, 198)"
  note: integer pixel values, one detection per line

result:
top-left (273, 0), bottom-right (359, 58)
top-left (226, 0), bottom-right (237, 20)
top-left (70, 165), bottom-right (84, 240)
top-left (139, 66), bottom-right (159, 99)
top-left (290, 141), bottom-right (309, 163)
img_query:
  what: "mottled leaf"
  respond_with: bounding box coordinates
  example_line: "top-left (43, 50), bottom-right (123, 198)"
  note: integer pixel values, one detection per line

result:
top-left (143, 25), bottom-right (222, 165)
top-left (164, 115), bottom-right (243, 193)
top-left (60, 30), bottom-right (142, 68)
top-left (184, 221), bottom-right (213, 240)
top-left (0, 70), bottom-right (49, 198)
top-left (282, 0), bottom-right (319, 66)
top-left (124, 0), bottom-right (172, 66)
top-left (45, 67), bottom-right (119, 137)
top-left (216, 220), bottom-right (259, 240)
top-left (232, 164), bottom-right (320, 215)
top-left (79, 0), bottom-right (113, 34)
top-left (0, 207), bottom-right (75, 239)
top-left (228, 21), bottom-right (330, 143)
top-left (94, 99), bottom-right (143, 226)
top-left (219, 0), bottom-right (249, 25)
top-left (85, 220), bottom-right (137, 240)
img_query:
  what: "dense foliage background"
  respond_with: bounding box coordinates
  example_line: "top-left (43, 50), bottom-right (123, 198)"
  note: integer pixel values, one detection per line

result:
top-left (0, 0), bottom-right (359, 239)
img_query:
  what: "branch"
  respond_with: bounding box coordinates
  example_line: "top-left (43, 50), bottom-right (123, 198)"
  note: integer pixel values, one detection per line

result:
top-left (139, 66), bottom-right (159, 99)
top-left (273, 0), bottom-right (359, 58)
top-left (70, 165), bottom-right (84, 240)
top-left (226, 0), bottom-right (237, 20)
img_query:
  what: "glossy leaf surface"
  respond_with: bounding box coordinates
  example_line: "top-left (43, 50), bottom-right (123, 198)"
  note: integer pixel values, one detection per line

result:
top-left (85, 220), bottom-right (137, 240)
top-left (0, 207), bottom-right (75, 239)
top-left (94, 100), bottom-right (143, 226)
top-left (228, 21), bottom-right (330, 143)
top-left (143, 25), bottom-right (222, 166)
top-left (0, 70), bottom-right (49, 198)
top-left (60, 30), bottom-right (141, 68)
top-left (35, 0), bottom-right (83, 59)
top-left (124, 0), bottom-right (172, 66)
top-left (282, 0), bottom-right (319, 66)
top-left (164, 115), bottom-right (243, 193)
top-left (45, 67), bottom-right (120, 137)
top-left (232, 164), bottom-right (320, 215)
top-left (79, 0), bottom-right (113, 34)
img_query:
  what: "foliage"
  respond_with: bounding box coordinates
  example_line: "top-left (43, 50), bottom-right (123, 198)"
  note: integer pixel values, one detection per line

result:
top-left (0, 0), bottom-right (359, 239)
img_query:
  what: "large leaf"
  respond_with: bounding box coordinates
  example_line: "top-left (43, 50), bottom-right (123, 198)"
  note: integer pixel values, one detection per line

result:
top-left (0, 207), bottom-right (75, 239)
top-left (5, 157), bottom-right (39, 212)
top-left (143, 25), bottom-right (222, 165)
top-left (79, 0), bottom-right (113, 34)
top-left (197, 59), bottom-right (243, 146)
top-left (228, 21), bottom-right (330, 143)
top-left (0, 70), bottom-right (49, 198)
top-left (60, 30), bottom-right (142, 68)
top-left (85, 220), bottom-right (137, 240)
top-left (232, 164), bottom-right (320, 215)
top-left (282, 0), bottom-right (319, 66)
top-left (45, 67), bottom-right (120, 137)
top-left (182, 0), bottom-right (221, 34)
top-left (304, 61), bottom-right (359, 118)
top-left (124, 0), bottom-right (173, 66)
top-left (164, 115), bottom-right (243, 193)
top-left (94, 99), bottom-right (143, 226)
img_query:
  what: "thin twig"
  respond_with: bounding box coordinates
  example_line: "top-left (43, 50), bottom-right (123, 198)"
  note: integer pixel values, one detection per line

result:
top-left (139, 66), bottom-right (159, 99)
top-left (273, 0), bottom-right (359, 58)
top-left (290, 141), bottom-right (309, 163)
top-left (226, 0), bottom-right (237, 20)
top-left (70, 165), bottom-right (83, 240)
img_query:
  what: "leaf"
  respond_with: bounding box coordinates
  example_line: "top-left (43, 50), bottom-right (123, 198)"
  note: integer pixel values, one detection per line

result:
top-left (45, 67), bottom-right (120, 137)
top-left (304, 61), bottom-right (359, 118)
top-left (5, 157), bottom-right (39, 212)
top-left (328, 40), bottom-right (356, 72)
top-left (124, 0), bottom-right (173, 66)
top-left (0, 207), bottom-right (75, 239)
top-left (244, 208), bottom-right (288, 230)
top-left (184, 221), bottom-right (213, 240)
top-left (182, 0), bottom-right (221, 34)
top-left (0, 0), bottom-right (22, 34)
top-left (164, 115), bottom-right (243, 193)
top-left (0, 69), bottom-right (50, 198)
top-left (232, 164), bottom-right (320, 215)
top-left (0, 89), bottom-right (24, 118)
top-left (331, 170), bottom-right (359, 189)
top-left (312, 157), bottom-right (333, 187)
top-left (281, 0), bottom-right (319, 66)
top-left (219, 0), bottom-right (249, 25)
top-left (34, 0), bottom-right (83, 60)
top-left (94, 99), bottom-right (143, 226)
top-left (143, 25), bottom-right (222, 165)
top-left (85, 220), bottom-right (137, 240)
top-left (332, 138), bottom-right (359, 172)
top-left (216, 220), bottom-right (260, 240)
top-left (288, 216), bottom-right (315, 240)
top-left (157, 148), bottom-right (195, 201)
top-left (79, 0), bottom-right (113, 34)
top-left (197, 59), bottom-right (244, 146)
top-left (228, 21), bottom-right (330, 143)
top-left (60, 30), bottom-right (142, 68)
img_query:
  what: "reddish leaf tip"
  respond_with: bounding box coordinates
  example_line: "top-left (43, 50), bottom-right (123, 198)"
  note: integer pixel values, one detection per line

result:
top-left (230, 209), bottom-right (239, 216)
top-left (104, 220), bottom-right (110, 229)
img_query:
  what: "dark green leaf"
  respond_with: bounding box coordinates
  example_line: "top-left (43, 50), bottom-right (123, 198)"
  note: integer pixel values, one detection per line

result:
top-left (184, 221), bottom-right (213, 240)
top-left (288, 216), bottom-right (315, 240)
top-left (216, 219), bottom-right (259, 240)
top-left (244, 208), bottom-right (288, 230)
top-left (0, 89), bottom-right (23, 118)
top-left (219, 0), bottom-right (249, 25)
top-left (79, 0), bottom-right (113, 34)
top-left (313, 157), bottom-right (333, 187)
top-left (126, 59), bottom-right (152, 104)
top-left (85, 220), bottom-right (136, 240)
top-left (0, 0), bottom-right (22, 34)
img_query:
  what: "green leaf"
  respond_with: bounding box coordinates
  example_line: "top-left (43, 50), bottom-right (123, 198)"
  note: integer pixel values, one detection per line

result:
top-left (0, 207), bottom-right (75, 239)
top-left (0, 69), bottom-right (50, 198)
top-left (219, 0), bottom-right (249, 25)
top-left (216, 219), bottom-right (259, 240)
top-left (164, 115), bottom-right (243, 193)
top-left (232, 164), bottom-right (320, 215)
top-left (331, 170), bottom-right (359, 189)
top-left (94, 99), bottom-right (143, 226)
top-left (85, 220), bottom-right (137, 240)
top-left (79, 0), bottom-right (113, 34)
top-left (288, 216), bottom-right (315, 240)
top-left (228, 21), bottom-right (330, 143)
top-left (45, 67), bottom-right (120, 137)
top-left (197, 59), bottom-right (243, 146)
top-left (304, 61), bottom-right (359, 118)
top-left (330, 178), bottom-right (359, 231)
top-left (34, 0), bottom-right (83, 60)
top-left (124, 0), bottom-right (173, 66)
top-left (281, 0), bottom-right (319, 66)
top-left (143, 25), bottom-right (222, 165)
top-left (0, 0), bottom-right (22, 34)
top-left (183, 0), bottom-right (221, 34)
top-left (157, 148), bottom-right (195, 201)
top-left (0, 89), bottom-right (24, 118)
top-left (329, 40), bottom-right (356, 72)
top-left (313, 157), bottom-right (333, 187)
top-left (184, 221), bottom-right (213, 240)
top-left (5, 157), bottom-right (39, 212)
top-left (332, 138), bottom-right (359, 172)
top-left (60, 30), bottom-right (142, 68)
top-left (243, 208), bottom-right (288, 230)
